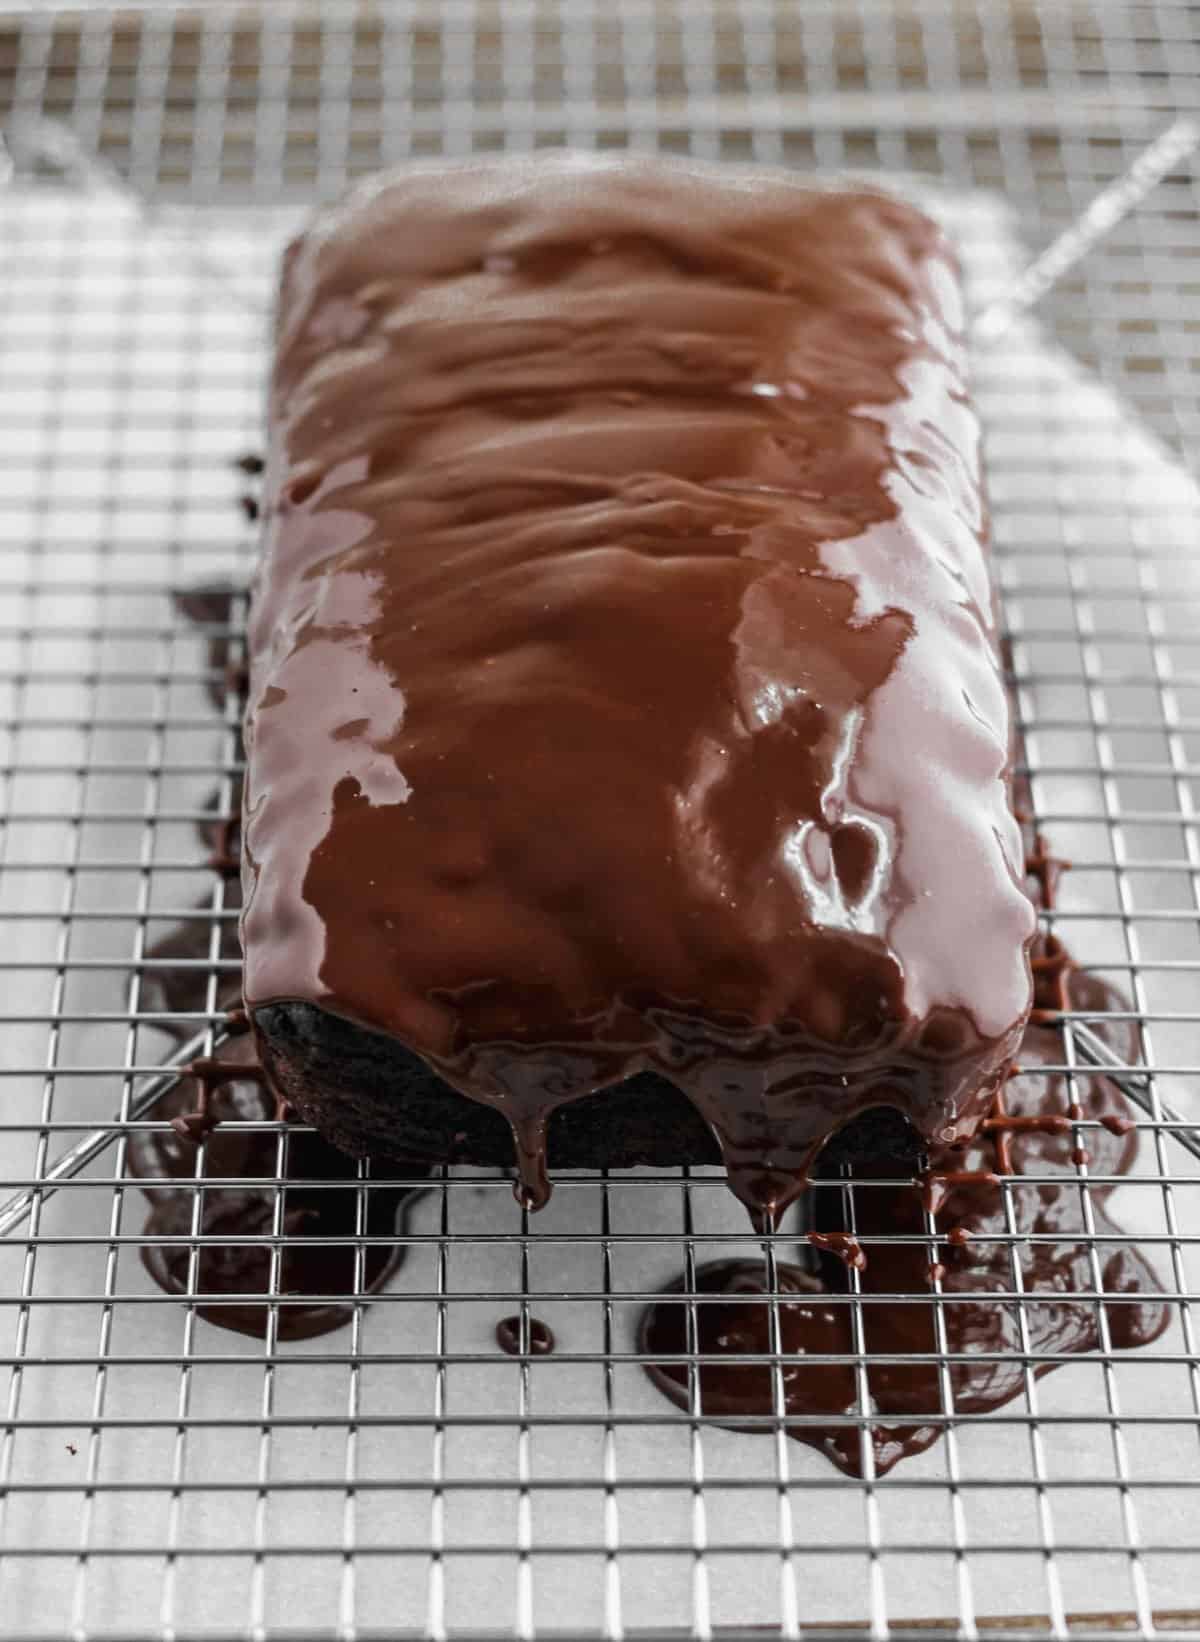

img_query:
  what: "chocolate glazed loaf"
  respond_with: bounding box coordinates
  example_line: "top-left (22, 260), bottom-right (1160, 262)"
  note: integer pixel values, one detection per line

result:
top-left (243, 155), bottom-right (1036, 1220)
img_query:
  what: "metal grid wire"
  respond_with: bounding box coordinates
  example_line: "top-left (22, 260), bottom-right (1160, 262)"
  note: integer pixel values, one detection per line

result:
top-left (2, 1), bottom-right (1200, 1636)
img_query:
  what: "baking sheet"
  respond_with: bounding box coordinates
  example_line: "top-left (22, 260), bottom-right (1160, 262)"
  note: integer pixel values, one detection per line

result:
top-left (1, 177), bottom-right (1199, 1636)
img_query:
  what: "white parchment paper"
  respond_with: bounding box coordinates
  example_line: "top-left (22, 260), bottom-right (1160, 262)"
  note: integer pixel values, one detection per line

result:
top-left (1, 180), bottom-right (1199, 1637)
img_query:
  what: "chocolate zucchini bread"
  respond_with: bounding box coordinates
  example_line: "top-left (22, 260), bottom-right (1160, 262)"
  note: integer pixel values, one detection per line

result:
top-left (242, 154), bottom-right (1035, 1218)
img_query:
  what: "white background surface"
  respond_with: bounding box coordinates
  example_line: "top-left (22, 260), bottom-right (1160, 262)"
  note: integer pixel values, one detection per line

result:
top-left (0, 180), bottom-right (1199, 1635)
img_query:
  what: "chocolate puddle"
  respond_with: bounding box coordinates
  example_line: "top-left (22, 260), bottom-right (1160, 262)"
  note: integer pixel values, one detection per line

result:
top-left (495, 1315), bottom-right (556, 1357)
top-left (128, 1032), bottom-right (425, 1340)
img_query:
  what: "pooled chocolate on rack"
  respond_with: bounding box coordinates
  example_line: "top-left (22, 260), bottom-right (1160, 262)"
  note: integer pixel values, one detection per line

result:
top-left (128, 1029), bottom-right (426, 1342)
top-left (639, 963), bottom-right (1166, 1477)
top-left (639, 824), bottom-right (1167, 1476)
top-left (143, 580), bottom-right (1167, 1469)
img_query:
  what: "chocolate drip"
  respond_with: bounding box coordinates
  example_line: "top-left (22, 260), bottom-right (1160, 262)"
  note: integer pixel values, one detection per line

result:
top-left (1020, 814), bottom-right (1076, 1022)
top-left (169, 1053), bottom-right (270, 1145)
top-left (1031, 933), bottom-right (1074, 1021)
top-left (495, 1315), bottom-right (556, 1357)
top-left (806, 1230), bottom-right (867, 1272)
top-left (1024, 832), bottom-right (1069, 916)
top-left (984, 1108), bottom-right (1069, 1138)
top-left (512, 1115), bottom-right (553, 1213)
top-left (921, 1169), bottom-right (999, 1218)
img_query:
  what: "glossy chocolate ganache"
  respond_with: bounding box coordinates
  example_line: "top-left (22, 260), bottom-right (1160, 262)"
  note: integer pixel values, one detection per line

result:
top-left (242, 153), bottom-right (1036, 1220)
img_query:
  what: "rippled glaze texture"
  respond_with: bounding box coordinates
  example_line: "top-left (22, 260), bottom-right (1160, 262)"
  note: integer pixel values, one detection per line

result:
top-left (243, 155), bottom-right (1035, 1217)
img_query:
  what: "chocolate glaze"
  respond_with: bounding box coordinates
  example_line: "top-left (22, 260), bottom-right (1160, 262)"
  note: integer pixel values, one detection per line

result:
top-left (243, 153), bottom-right (1034, 1220)
top-left (495, 1315), bottom-right (556, 1357)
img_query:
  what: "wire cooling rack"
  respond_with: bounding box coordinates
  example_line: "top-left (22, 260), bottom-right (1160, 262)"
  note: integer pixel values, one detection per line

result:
top-left (3, 2), bottom-right (1200, 1638)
